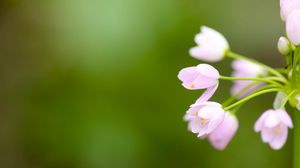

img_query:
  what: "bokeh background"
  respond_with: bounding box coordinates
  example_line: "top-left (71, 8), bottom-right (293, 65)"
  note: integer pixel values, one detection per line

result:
top-left (0, 0), bottom-right (293, 167)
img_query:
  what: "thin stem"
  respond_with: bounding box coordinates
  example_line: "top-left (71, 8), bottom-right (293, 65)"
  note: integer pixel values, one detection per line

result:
top-left (219, 76), bottom-right (283, 87)
top-left (265, 76), bottom-right (288, 84)
top-left (227, 51), bottom-right (287, 81)
top-left (224, 88), bottom-right (280, 111)
top-left (222, 81), bottom-right (261, 107)
top-left (276, 68), bottom-right (288, 74)
top-left (279, 90), bottom-right (298, 109)
top-left (229, 104), bottom-right (244, 115)
top-left (294, 108), bottom-right (300, 168)
top-left (222, 82), bottom-right (278, 107)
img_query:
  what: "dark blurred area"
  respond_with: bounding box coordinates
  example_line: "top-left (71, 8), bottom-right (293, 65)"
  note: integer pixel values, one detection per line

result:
top-left (0, 0), bottom-right (292, 168)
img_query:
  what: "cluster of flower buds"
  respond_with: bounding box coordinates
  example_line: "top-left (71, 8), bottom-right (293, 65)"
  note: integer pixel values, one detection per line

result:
top-left (178, 0), bottom-right (300, 150)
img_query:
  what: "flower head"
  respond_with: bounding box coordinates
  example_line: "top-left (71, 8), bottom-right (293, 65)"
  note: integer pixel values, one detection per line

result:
top-left (184, 101), bottom-right (225, 137)
top-left (189, 26), bottom-right (229, 62)
top-left (231, 59), bottom-right (266, 98)
top-left (280, 0), bottom-right (300, 21)
top-left (208, 112), bottom-right (238, 150)
top-left (286, 9), bottom-right (300, 45)
top-left (254, 109), bottom-right (293, 150)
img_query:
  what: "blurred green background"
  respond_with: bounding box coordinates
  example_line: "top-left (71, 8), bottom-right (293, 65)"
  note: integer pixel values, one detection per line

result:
top-left (0, 0), bottom-right (292, 167)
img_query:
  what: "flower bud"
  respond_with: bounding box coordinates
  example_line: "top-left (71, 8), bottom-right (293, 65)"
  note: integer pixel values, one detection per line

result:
top-left (277, 37), bottom-right (291, 55)
top-left (189, 26), bottom-right (229, 62)
top-left (286, 9), bottom-right (300, 45)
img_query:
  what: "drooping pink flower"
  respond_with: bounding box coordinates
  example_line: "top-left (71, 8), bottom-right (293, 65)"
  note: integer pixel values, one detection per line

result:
top-left (286, 9), bottom-right (300, 45)
top-left (254, 109), bottom-right (293, 150)
top-left (231, 59), bottom-right (266, 99)
top-left (280, 0), bottom-right (300, 21)
top-left (184, 101), bottom-right (225, 137)
top-left (208, 112), bottom-right (238, 150)
top-left (189, 26), bottom-right (229, 62)
top-left (178, 64), bottom-right (220, 101)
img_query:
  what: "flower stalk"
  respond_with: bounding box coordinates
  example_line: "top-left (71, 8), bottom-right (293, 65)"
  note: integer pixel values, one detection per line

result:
top-left (295, 109), bottom-right (300, 168)
top-left (227, 52), bottom-right (287, 80)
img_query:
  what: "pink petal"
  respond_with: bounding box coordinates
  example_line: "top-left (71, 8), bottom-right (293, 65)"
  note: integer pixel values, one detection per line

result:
top-left (188, 118), bottom-right (201, 133)
top-left (254, 111), bottom-right (271, 132)
top-left (189, 46), bottom-right (224, 62)
top-left (208, 113), bottom-right (238, 150)
top-left (269, 126), bottom-right (288, 150)
top-left (206, 111), bottom-right (225, 133)
top-left (196, 83), bottom-right (219, 103)
top-left (197, 124), bottom-right (209, 137)
top-left (198, 105), bottom-right (223, 119)
top-left (265, 112), bottom-right (281, 128)
top-left (178, 67), bottom-right (199, 90)
top-left (286, 9), bottom-right (300, 45)
top-left (190, 101), bottom-right (221, 108)
top-left (192, 75), bottom-right (218, 89)
top-left (261, 128), bottom-right (274, 143)
top-left (277, 109), bottom-right (293, 128)
top-left (196, 64), bottom-right (220, 79)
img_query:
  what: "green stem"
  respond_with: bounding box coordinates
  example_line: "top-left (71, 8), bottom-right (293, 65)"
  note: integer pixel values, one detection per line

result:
top-left (224, 88), bottom-right (280, 111)
top-left (227, 51), bottom-right (287, 81)
top-left (222, 81), bottom-right (260, 106)
top-left (279, 90), bottom-right (298, 109)
top-left (219, 76), bottom-right (283, 87)
top-left (294, 108), bottom-right (300, 168)
top-left (222, 83), bottom-right (278, 107)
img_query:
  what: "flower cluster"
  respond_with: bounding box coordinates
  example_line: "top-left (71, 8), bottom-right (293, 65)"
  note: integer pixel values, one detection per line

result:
top-left (177, 0), bottom-right (300, 150)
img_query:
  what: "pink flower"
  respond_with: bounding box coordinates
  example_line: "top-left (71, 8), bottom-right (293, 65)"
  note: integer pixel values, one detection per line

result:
top-left (231, 59), bottom-right (266, 99)
top-left (280, 0), bottom-right (300, 21)
top-left (178, 64), bottom-right (220, 101)
top-left (254, 109), bottom-right (293, 150)
top-left (208, 112), bottom-right (238, 150)
top-left (184, 101), bottom-right (225, 137)
top-left (189, 26), bottom-right (229, 62)
top-left (286, 9), bottom-right (300, 45)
